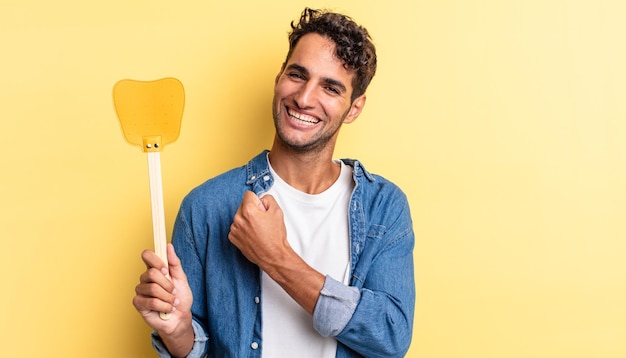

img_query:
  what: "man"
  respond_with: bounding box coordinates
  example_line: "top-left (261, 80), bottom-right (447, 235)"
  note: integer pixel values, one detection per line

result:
top-left (133, 8), bottom-right (415, 357)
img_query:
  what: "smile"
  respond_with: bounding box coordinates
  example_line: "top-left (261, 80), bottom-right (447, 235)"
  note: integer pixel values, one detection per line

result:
top-left (287, 108), bottom-right (320, 126)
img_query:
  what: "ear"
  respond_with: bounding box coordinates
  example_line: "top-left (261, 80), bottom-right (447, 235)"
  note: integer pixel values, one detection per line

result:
top-left (343, 94), bottom-right (367, 124)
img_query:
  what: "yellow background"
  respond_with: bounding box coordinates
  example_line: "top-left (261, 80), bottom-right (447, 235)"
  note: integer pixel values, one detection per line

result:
top-left (1, 0), bottom-right (624, 357)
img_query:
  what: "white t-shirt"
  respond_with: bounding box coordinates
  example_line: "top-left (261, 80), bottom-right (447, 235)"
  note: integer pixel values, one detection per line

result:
top-left (260, 160), bottom-right (353, 357)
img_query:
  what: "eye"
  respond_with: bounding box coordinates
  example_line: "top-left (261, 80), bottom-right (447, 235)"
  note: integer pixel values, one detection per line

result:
top-left (325, 86), bottom-right (340, 95)
top-left (287, 72), bottom-right (305, 80)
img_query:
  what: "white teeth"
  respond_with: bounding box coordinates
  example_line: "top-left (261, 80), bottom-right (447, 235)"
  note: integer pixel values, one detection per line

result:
top-left (287, 108), bottom-right (319, 125)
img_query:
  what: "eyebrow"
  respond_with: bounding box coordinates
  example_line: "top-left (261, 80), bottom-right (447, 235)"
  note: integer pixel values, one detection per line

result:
top-left (286, 63), bottom-right (348, 94)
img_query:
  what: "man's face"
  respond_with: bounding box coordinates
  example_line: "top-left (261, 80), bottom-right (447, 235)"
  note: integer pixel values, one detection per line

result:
top-left (272, 33), bottom-right (365, 154)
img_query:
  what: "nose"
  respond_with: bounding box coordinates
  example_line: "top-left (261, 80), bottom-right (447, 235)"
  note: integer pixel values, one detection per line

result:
top-left (294, 81), bottom-right (316, 109)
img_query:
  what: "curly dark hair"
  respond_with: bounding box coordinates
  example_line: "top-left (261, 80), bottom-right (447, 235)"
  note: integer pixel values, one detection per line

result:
top-left (285, 8), bottom-right (377, 102)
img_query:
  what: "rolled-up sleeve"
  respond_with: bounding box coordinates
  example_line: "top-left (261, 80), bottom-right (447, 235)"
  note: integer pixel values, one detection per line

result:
top-left (313, 275), bottom-right (361, 337)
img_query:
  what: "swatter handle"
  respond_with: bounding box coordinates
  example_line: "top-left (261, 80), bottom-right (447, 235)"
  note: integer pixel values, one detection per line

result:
top-left (147, 151), bottom-right (172, 320)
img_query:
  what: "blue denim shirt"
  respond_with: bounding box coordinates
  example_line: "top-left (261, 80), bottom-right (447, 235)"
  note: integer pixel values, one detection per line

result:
top-left (152, 151), bottom-right (415, 357)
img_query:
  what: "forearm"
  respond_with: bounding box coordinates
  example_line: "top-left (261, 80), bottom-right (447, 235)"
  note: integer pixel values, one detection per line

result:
top-left (262, 249), bottom-right (325, 315)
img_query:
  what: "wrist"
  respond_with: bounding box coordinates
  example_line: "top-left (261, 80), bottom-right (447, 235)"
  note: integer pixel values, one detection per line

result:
top-left (157, 312), bottom-right (193, 337)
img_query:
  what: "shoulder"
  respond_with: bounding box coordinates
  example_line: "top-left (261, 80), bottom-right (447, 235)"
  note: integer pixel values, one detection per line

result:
top-left (189, 166), bottom-right (246, 196)
top-left (179, 151), bottom-right (270, 210)
top-left (343, 158), bottom-right (413, 229)
top-left (179, 163), bottom-right (247, 213)
top-left (341, 158), bottom-right (408, 202)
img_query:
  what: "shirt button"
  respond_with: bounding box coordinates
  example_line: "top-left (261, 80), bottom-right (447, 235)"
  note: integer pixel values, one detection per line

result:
top-left (251, 342), bottom-right (259, 350)
top-left (263, 175), bottom-right (270, 181)
top-left (254, 296), bottom-right (260, 304)
top-left (250, 175), bottom-right (256, 180)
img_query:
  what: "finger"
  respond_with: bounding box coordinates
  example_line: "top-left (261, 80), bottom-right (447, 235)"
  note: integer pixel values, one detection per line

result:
top-left (260, 195), bottom-right (283, 220)
top-left (255, 193), bottom-right (267, 210)
top-left (135, 270), bottom-right (179, 309)
top-left (139, 266), bottom-right (173, 286)
top-left (132, 292), bottom-right (177, 315)
top-left (259, 194), bottom-right (276, 210)
top-left (135, 280), bottom-right (176, 303)
top-left (242, 191), bottom-right (266, 211)
top-left (241, 190), bottom-right (257, 205)
top-left (141, 249), bottom-right (167, 271)
top-left (165, 244), bottom-right (188, 282)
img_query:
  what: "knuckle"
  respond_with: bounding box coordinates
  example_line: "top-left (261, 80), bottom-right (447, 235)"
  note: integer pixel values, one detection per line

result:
top-left (131, 295), bottom-right (141, 308)
top-left (146, 283), bottom-right (162, 297)
top-left (146, 267), bottom-right (161, 280)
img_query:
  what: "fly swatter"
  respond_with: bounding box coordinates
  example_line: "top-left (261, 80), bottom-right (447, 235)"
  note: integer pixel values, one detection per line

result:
top-left (113, 77), bottom-right (184, 319)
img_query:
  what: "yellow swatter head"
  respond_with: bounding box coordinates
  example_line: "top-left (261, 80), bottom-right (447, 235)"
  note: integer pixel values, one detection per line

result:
top-left (113, 77), bottom-right (184, 152)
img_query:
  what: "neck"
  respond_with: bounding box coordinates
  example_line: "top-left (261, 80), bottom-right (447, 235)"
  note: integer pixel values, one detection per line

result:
top-left (268, 138), bottom-right (341, 194)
